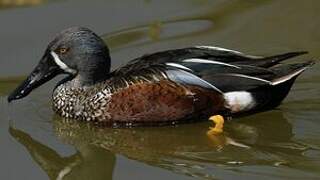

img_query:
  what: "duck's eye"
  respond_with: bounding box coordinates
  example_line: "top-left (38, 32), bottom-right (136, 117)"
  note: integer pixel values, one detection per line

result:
top-left (58, 47), bottom-right (68, 54)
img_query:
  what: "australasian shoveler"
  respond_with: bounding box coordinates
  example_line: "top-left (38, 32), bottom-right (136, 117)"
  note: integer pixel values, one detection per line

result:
top-left (8, 27), bottom-right (315, 134)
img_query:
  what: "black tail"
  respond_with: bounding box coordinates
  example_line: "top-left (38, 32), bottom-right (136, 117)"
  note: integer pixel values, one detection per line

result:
top-left (251, 61), bottom-right (315, 111)
top-left (270, 61), bottom-right (315, 85)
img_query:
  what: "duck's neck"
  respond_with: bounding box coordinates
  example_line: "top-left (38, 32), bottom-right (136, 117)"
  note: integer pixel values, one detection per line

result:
top-left (75, 55), bottom-right (111, 87)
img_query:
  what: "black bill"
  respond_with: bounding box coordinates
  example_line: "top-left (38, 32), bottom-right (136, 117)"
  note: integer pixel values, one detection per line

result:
top-left (7, 52), bottom-right (62, 102)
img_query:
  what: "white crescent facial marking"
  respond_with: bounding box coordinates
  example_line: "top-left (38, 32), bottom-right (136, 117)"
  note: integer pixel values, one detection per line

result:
top-left (166, 63), bottom-right (193, 71)
top-left (224, 91), bottom-right (256, 112)
top-left (183, 58), bottom-right (240, 69)
top-left (50, 51), bottom-right (77, 74)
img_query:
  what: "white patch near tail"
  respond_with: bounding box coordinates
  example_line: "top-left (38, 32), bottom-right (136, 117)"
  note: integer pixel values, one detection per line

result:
top-left (224, 91), bottom-right (256, 113)
top-left (182, 58), bottom-right (240, 69)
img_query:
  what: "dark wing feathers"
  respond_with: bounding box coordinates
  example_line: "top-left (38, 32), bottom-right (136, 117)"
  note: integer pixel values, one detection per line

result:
top-left (115, 46), bottom-right (256, 74)
top-left (270, 61), bottom-right (315, 85)
top-left (201, 73), bottom-right (271, 92)
top-left (113, 46), bottom-right (313, 92)
top-left (166, 68), bottom-right (223, 93)
top-left (270, 61), bottom-right (314, 77)
top-left (233, 51), bottom-right (308, 67)
top-left (179, 63), bottom-right (276, 78)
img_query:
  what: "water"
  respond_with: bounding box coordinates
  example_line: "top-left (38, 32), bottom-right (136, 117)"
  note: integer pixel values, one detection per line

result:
top-left (1, 0), bottom-right (320, 179)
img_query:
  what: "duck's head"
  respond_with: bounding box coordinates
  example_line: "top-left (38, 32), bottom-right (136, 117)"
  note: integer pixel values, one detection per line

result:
top-left (8, 27), bottom-right (111, 102)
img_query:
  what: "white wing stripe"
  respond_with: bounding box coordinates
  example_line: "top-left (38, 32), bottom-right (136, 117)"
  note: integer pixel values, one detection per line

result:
top-left (166, 63), bottom-right (193, 71)
top-left (195, 46), bottom-right (243, 54)
top-left (195, 46), bottom-right (262, 59)
top-left (225, 73), bottom-right (272, 84)
top-left (166, 69), bottom-right (223, 94)
top-left (181, 70), bottom-right (223, 93)
top-left (183, 58), bottom-right (240, 69)
top-left (271, 67), bottom-right (308, 85)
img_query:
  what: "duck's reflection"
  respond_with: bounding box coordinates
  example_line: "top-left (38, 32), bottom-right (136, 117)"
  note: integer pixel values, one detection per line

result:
top-left (9, 125), bottom-right (115, 180)
top-left (9, 110), bottom-right (311, 179)
top-left (51, 116), bottom-right (238, 164)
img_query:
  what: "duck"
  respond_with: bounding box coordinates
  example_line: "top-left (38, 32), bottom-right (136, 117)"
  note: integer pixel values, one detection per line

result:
top-left (8, 27), bottom-right (315, 134)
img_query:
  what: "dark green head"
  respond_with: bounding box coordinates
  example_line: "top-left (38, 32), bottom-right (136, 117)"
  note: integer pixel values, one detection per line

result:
top-left (8, 27), bottom-right (111, 102)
